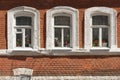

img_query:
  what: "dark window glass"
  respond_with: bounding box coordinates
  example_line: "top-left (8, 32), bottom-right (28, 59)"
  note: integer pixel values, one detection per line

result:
top-left (15, 75), bottom-right (31, 80)
top-left (16, 16), bottom-right (32, 26)
top-left (64, 28), bottom-right (70, 47)
top-left (25, 29), bottom-right (31, 47)
top-left (92, 15), bottom-right (108, 25)
top-left (93, 28), bottom-right (99, 47)
top-left (16, 34), bottom-right (22, 47)
top-left (102, 28), bottom-right (108, 47)
top-left (54, 16), bottom-right (70, 26)
top-left (54, 28), bottom-right (62, 47)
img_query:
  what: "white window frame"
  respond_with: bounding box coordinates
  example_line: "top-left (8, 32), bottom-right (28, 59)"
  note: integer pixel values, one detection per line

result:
top-left (15, 26), bottom-right (32, 48)
top-left (7, 6), bottom-right (40, 51)
top-left (91, 14), bottom-right (109, 48)
top-left (54, 15), bottom-right (71, 48)
top-left (84, 7), bottom-right (117, 51)
top-left (46, 6), bottom-right (79, 50)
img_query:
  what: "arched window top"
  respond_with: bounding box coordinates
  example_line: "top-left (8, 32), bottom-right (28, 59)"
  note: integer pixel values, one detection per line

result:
top-left (47, 6), bottom-right (78, 16)
top-left (85, 7), bottom-right (117, 15)
top-left (8, 6), bottom-right (38, 14)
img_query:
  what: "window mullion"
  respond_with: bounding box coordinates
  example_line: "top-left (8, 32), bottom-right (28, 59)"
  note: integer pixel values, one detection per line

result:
top-left (23, 29), bottom-right (25, 48)
top-left (99, 28), bottom-right (102, 47)
top-left (61, 28), bottom-right (64, 47)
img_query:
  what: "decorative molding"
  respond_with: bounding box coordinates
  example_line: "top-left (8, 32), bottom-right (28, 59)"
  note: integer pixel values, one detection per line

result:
top-left (84, 7), bottom-right (117, 51)
top-left (46, 6), bottom-right (79, 50)
top-left (0, 49), bottom-right (120, 56)
top-left (13, 68), bottom-right (33, 76)
top-left (7, 6), bottom-right (40, 50)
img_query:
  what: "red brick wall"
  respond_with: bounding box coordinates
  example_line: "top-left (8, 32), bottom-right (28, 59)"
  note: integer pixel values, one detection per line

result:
top-left (0, 56), bottom-right (120, 76)
top-left (0, 0), bottom-right (120, 48)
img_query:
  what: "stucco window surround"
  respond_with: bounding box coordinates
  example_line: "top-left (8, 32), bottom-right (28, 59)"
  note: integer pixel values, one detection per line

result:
top-left (84, 7), bottom-right (117, 51)
top-left (13, 68), bottom-right (33, 80)
top-left (7, 6), bottom-right (40, 52)
top-left (46, 6), bottom-right (79, 51)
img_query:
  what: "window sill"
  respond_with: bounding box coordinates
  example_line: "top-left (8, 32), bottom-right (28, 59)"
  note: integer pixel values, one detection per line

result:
top-left (90, 47), bottom-right (110, 50)
top-left (12, 48), bottom-right (38, 51)
top-left (0, 48), bottom-right (120, 56)
top-left (7, 48), bottom-right (39, 55)
top-left (52, 47), bottom-right (72, 50)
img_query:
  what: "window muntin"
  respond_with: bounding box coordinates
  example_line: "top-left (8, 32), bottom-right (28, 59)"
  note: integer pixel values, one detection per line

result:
top-left (54, 16), bottom-right (70, 48)
top-left (15, 16), bottom-right (32, 48)
top-left (92, 15), bottom-right (109, 25)
top-left (92, 15), bottom-right (109, 48)
top-left (16, 16), bottom-right (32, 26)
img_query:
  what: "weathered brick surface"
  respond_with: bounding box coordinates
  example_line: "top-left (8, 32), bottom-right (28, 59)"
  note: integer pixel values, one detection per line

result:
top-left (0, 56), bottom-right (119, 76)
top-left (0, 0), bottom-right (120, 77)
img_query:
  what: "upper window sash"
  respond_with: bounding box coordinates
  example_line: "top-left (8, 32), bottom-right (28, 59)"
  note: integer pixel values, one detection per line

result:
top-left (92, 15), bottom-right (109, 26)
top-left (54, 16), bottom-right (70, 26)
top-left (16, 16), bottom-right (32, 26)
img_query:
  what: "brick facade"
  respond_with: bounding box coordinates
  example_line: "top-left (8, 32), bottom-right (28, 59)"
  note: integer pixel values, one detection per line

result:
top-left (0, 0), bottom-right (120, 78)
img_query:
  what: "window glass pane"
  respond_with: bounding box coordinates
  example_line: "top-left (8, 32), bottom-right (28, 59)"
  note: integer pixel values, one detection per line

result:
top-left (93, 28), bottom-right (99, 47)
top-left (102, 28), bottom-right (108, 47)
top-left (64, 28), bottom-right (70, 47)
top-left (54, 16), bottom-right (70, 26)
top-left (16, 16), bottom-right (32, 26)
top-left (92, 15), bottom-right (108, 25)
top-left (15, 75), bottom-right (31, 80)
top-left (25, 29), bottom-right (31, 47)
top-left (16, 34), bottom-right (22, 47)
top-left (20, 76), bottom-right (31, 80)
top-left (54, 28), bottom-right (62, 47)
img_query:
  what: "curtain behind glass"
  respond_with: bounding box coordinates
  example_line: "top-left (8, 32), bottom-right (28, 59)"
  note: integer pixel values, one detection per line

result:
top-left (92, 15), bottom-right (108, 25)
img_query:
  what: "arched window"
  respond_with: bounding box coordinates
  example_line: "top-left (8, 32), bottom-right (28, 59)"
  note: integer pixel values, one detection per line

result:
top-left (7, 6), bottom-right (40, 51)
top-left (84, 7), bottom-right (117, 51)
top-left (46, 6), bottom-right (79, 50)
